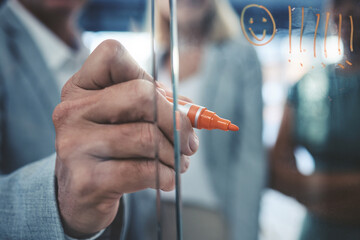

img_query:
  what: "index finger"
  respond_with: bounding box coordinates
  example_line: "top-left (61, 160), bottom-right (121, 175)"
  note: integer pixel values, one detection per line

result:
top-left (67, 40), bottom-right (152, 91)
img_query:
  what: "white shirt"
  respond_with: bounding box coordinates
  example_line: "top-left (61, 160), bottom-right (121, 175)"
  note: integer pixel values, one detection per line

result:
top-left (8, 0), bottom-right (89, 91)
top-left (159, 64), bottom-right (219, 209)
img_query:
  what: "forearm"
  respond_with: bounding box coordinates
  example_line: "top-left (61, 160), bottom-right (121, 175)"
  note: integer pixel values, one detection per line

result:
top-left (269, 104), bottom-right (360, 208)
top-left (271, 155), bottom-right (360, 225)
top-left (271, 158), bottom-right (360, 204)
top-left (306, 187), bottom-right (360, 224)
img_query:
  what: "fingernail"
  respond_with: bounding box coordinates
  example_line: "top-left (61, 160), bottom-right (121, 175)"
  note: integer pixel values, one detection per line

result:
top-left (181, 156), bottom-right (190, 173)
top-left (189, 133), bottom-right (199, 153)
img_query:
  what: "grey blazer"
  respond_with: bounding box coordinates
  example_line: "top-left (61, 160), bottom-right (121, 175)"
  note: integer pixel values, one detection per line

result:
top-left (0, 3), bottom-right (67, 239)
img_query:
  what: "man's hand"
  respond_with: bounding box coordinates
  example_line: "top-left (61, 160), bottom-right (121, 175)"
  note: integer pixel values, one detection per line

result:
top-left (53, 40), bottom-right (199, 237)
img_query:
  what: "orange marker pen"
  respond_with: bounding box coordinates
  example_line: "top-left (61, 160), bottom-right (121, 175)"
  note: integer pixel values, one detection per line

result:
top-left (166, 96), bottom-right (239, 131)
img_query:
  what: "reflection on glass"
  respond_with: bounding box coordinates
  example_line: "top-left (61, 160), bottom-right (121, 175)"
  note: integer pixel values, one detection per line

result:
top-left (153, 0), bottom-right (264, 240)
top-left (271, 0), bottom-right (360, 240)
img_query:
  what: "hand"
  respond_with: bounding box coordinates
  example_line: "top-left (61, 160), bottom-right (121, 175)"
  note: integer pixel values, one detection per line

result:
top-left (53, 40), bottom-right (199, 237)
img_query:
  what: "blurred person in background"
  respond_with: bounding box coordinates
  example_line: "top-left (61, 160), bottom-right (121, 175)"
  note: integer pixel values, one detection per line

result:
top-left (127, 0), bottom-right (265, 239)
top-left (0, 0), bottom-right (89, 168)
top-left (270, 0), bottom-right (360, 239)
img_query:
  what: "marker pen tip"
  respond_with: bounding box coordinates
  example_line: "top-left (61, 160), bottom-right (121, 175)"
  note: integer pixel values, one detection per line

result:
top-left (229, 124), bottom-right (239, 131)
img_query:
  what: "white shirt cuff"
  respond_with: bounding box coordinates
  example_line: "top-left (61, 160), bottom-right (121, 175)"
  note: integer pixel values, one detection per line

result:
top-left (64, 228), bottom-right (106, 240)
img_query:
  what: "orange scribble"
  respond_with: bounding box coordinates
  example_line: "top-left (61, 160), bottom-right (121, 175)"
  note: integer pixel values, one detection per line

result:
top-left (249, 28), bottom-right (266, 41)
top-left (346, 60), bottom-right (353, 66)
top-left (338, 14), bottom-right (342, 55)
top-left (288, 6), bottom-right (292, 54)
top-left (288, 59), bottom-right (291, 63)
top-left (350, 16), bottom-right (354, 52)
top-left (300, 7), bottom-right (304, 53)
top-left (338, 63), bottom-right (345, 69)
top-left (262, 17), bottom-right (267, 23)
top-left (240, 4), bottom-right (276, 46)
top-left (300, 63), bottom-right (303, 67)
top-left (249, 18), bottom-right (254, 24)
top-left (322, 63), bottom-right (326, 68)
top-left (324, 12), bottom-right (330, 58)
top-left (314, 14), bottom-right (320, 58)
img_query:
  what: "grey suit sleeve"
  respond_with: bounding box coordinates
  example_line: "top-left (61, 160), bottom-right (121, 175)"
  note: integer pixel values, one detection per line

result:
top-left (0, 154), bottom-right (66, 240)
top-left (0, 71), bottom-right (4, 171)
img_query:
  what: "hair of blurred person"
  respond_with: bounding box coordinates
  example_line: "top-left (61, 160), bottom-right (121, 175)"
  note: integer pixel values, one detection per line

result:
top-left (153, 0), bottom-right (240, 46)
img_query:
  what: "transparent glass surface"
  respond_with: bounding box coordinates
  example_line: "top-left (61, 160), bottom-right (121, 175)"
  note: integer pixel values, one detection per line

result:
top-left (81, 0), bottom-right (360, 239)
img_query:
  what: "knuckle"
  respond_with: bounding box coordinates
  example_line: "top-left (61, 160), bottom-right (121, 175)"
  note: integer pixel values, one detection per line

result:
top-left (53, 100), bottom-right (89, 161)
top-left (55, 134), bottom-right (72, 161)
top-left (133, 80), bottom-right (154, 106)
top-left (139, 123), bottom-right (156, 155)
top-left (53, 97), bottom-right (93, 128)
top-left (98, 39), bottom-right (124, 63)
top-left (162, 170), bottom-right (176, 191)
top-left (182, 155), bottom-right (190, 173)
top-left (131, 80), bottom-right (155, 121)
top-left (61, 71), bottom-right (81, 101)
top-left (52, 101), bottom-right (73, 128)
top-left (136, 66), bottom-right (146, 80)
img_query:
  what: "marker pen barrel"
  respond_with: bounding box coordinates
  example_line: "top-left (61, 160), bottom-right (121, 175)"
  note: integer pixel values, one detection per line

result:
top-left (166, 96), bottom-right (239, 131)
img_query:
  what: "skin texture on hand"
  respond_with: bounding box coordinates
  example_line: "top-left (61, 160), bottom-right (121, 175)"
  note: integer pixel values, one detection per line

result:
top-left (53, 40), bottom-right (199, 237)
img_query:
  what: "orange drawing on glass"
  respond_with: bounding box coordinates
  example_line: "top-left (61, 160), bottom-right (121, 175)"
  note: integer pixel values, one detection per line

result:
top-left (238, 5), bottom-right (356, 69)
top-left (300, 7), bottom-right (305, 52)
top-left (350, 16), bottom-right (354, 52)
top-left (289, 6), bottom-right (292, 62)
top-left (314, 13), bottom-right (320, 58)
top-left (338, 63), bottom-right (345, 69)
top-left (338, 14), bottom-right (342, 55)
top-left (324, 12), bottom-right (330, 58)
top-left (240, 4), bottom-right (276, 46)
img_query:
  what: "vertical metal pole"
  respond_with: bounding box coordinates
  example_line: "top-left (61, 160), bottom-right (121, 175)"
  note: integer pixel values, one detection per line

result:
top-left (150, 0), bottom-right (162, 239)
top-left (168, 0), bottom-right (183, 239)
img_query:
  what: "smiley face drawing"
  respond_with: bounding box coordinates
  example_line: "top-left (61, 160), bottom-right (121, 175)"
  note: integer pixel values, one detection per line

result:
top-left (240, 4), bottom-right (276, 46)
